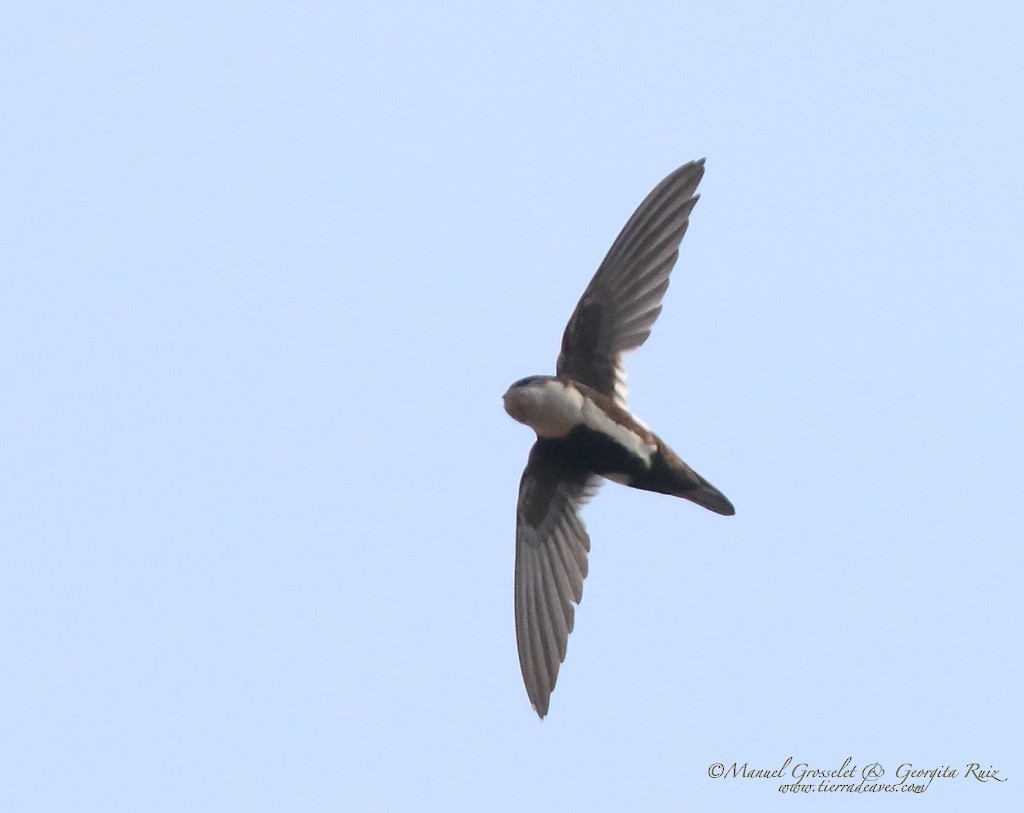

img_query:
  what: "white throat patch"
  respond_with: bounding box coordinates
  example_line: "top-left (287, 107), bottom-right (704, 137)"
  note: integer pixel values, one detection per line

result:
top-left (505, 379), bottom-right (655, 465)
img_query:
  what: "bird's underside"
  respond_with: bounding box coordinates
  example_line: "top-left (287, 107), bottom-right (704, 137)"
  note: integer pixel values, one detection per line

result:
top-left (504, 159), bottom-right (735, 718)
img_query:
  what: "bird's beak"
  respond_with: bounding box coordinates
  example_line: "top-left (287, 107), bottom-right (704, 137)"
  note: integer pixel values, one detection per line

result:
top-left (502, 389), bottom-right (519, 421)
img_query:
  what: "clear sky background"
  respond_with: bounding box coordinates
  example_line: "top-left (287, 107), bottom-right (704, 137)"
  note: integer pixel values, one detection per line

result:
top-left (3, 2), bottom-right (1022, 811)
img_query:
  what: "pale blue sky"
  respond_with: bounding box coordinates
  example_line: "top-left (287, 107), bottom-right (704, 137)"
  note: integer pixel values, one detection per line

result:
top-left (2, 2), bottom-right (1022, 811)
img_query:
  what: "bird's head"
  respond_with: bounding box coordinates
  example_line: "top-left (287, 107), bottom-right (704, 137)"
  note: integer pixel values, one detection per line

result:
top-left (502, 376), bottom-right (554, 427)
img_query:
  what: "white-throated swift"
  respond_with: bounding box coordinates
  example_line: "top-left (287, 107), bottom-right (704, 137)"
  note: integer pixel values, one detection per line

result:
top-left (503, 159), bottom-right (734, 718)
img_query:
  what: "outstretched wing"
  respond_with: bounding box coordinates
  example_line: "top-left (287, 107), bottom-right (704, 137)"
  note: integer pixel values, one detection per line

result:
top-left (556, 159), bottom-right (706, 406)
top-left (515, 440), bottom-right (602, 718)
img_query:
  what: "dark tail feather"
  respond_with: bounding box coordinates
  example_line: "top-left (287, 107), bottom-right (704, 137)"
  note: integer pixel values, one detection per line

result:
top-left (650, 445), bottom-right (736, 516)
top-left (678, 479), bottom-right (735, 516)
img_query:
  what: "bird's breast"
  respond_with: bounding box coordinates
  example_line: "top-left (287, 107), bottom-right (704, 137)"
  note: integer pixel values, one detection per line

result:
top-left (517, 380), bottom-right (655, 467)
top-left (514, 380), bottom-right (587, 438)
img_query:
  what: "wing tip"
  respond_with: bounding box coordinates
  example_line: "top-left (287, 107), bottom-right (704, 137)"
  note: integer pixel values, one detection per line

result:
top-left (531, 698), bottom-right (549, 719)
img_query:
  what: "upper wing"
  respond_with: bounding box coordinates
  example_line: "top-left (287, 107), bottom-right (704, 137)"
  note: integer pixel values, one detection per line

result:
top-left (515, 440), bottom-right (602, 718)
top-left (556, 159), bottom-right (706, 406)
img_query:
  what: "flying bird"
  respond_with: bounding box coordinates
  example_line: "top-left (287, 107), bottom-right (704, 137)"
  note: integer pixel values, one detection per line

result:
top-left (503, 159), bottom-right (734, 718)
